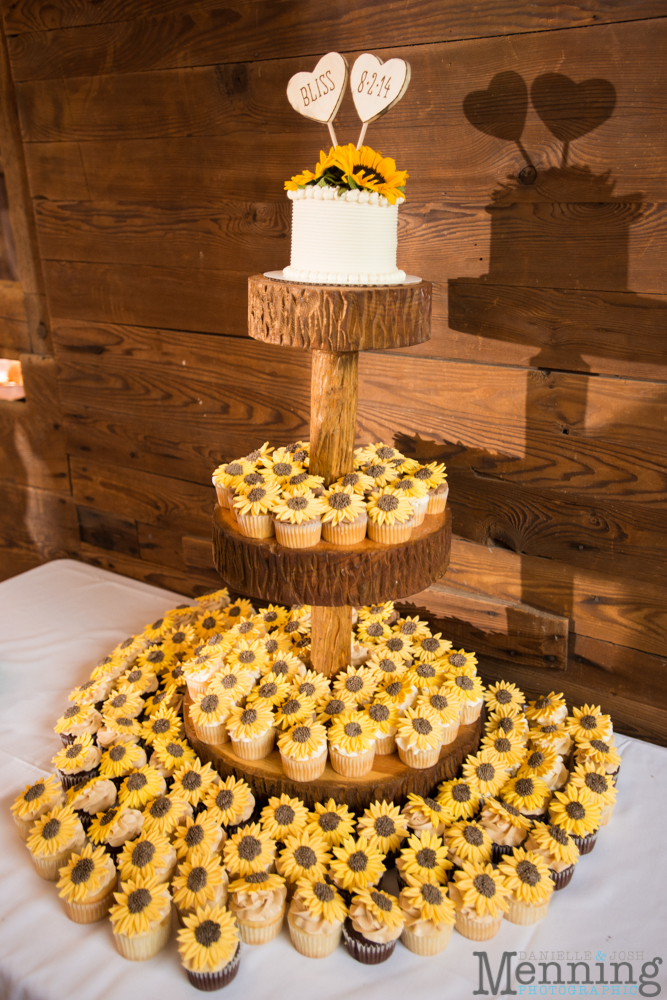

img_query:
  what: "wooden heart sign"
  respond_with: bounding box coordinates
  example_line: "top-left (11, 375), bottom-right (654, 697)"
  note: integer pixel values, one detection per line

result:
top-left (287, 52), bottom-right (349, 125)
top-left (351, 54), bottom-right (411, 125)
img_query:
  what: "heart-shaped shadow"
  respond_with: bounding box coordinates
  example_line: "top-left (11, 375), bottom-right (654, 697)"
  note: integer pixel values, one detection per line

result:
top-left (531, 73), bottom-right (616, 144)
top-left (463, 71), bottom-right (529, 144)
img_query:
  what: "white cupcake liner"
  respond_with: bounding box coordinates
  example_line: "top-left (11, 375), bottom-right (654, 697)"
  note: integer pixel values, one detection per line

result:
top-left (62, 885), bottom-right (116, 924)
top-left (230, 727), bottom-right (276, 760)
top-left (455, 910), bottom-right (503, 940)
top-left (409, 494), bottom-right (429, 526)
top-left (321, 511), bottom-right (368, 545)
top-left (401, 923), bottom-right (453, 955)
top-left (236, 513), bottom-right (274, 538)
top-left (113, 907), bottom-right (172, 960)
top-left (192, 720), bottom-right (229, 745)
top-left (505, 898), bottom-right (551, 926)
top-left (214, 483), bottom-right (234, 508)
top-left (329, 744), bottom-right (375, 777)
top-left (397, 742), bottom-right (441, 770)
top-left (236, 907), bottom-right (284, 945)
top-left (287, 909), bottom-right (342, 957)
top-left (367, 518), bottom-right (414, 544)
top-left (274, 518), bottom-right (322, 548)
top-left (280, 746), bottom-right (328, 781)
top-left (426, 484), bottom-right (448, 514)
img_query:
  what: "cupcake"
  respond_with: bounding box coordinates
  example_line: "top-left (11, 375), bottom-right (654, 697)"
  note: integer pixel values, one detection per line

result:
top-left (118, 829), bottom-right (177, 884)
top-left (361, 458), bottom-right (400, 491)
top-left (412, 633), bottom-right (452, 663)
top-left (226, 702), bottom-right (275, 760)
top-left (316, 693), bottom-right (357, 727)
top-left (54, 702), bottom-right (102, 745)
top-left (290, 668), bottom-right (331, 704)
top-left (335, 469), bottom-right (374, 495)
top-left (188, 691), bottom-right (231, 745)
top-left (274, 692), bottom-right (317, 732)
top-left (442, 671), bottom-right (485, 725)
top-left (140, 705), bottom-right (183, 747)
top-left (573, 737), bottom-right (621, 780)
top-left (233, 480), bottom-right (281, 537)
top-left (375, 677), bottom-right (417, 713)
top-left (390, 475), bottom-right (430, 525)
top-left (288, 877), bottom-right (348, 958)
top-left (11, 774), bottom-right (64, 841)
top-left (523, 821), bottom-right (580, 890)
top-left (52, 733), bottom-right (101, 791)
top-left (118, 766), bottom-right (166, 810)
top-left (142, 791), bottom-right (192, 837)
top-left (517, 746), bottom-right (569, 791)
top-left (182, 653), bottom-right (222, 699)
top-left (259, 632), bottom-right (294, 660)
top-left (99, 741), bottom-right (147, 781)
top-left (328, 711), bottom-right (377, 777)
top-left (227, 639), bottom-right (270, 678)
top-left (222, 823), bottom-right (276, 880)
top-left (443, 648), bottom-right (478, 674)
top-left (566, 704), bottom-right (614, 744)
top-left (276, 830), bottom-right (330, 896)
top-left (445, 819), bottom-right (493, 869)
top-left (478, 797), bottom-right (531, 863)
top-left (213, 459), bottom-right (253, 507)
top-left (277, 721), bottom-right (328, 781)
top-left (437, 778), bottom-right (481, 821)
top-left (498, 774), bottom-right (552, 821)
top-left (356, 618), bottom-right (392, 645)
top-left (568, 762), bottom-right (617, 825)
top-left (396, 708), bottom-right (443, 769)
top-left (26, 804), bottom-right (86, 881)
top-left (203, 775), bottom-right (255, 833)
top-left (395, 831), bottom-right (451, 890)
top-left (462, 752), bottom-right (509, 799)
top-left (376, 632), bottom-right (415, 665)
top-left (548, 784), bottom-right (602, 854)
top-left (366, 487), bottom-right (415, 544)
top-left (450, 861), bottom-right (511, 940)
top-left (484, 680), bottom-right (526, 714)
top-left (401, 794), bottom-right (452, 838)
top-left (486, 704), bottom-right (530, 742)
top-left (498, 847), bottom-right (555, 925)
top-left (363, 701), bottom-right (399, 754)
top-left (260, 794), bottom-right (308, 843)
top-left (305, 799), bottom-right (356, 849)
top-left (209, 663), bottom-right (255, 705)
top-left (172, 854), bottom-right (229, 919)
top-left (272, 490), bottom-right (325, 548)
top-left (173, 810), bottom-right (225, 864)
top-left (56, 843), bottom-right (117, 923)
top-left (254, 603), bottom-right (290, 630)
top-left (525, 692), bottom-right (568, 727)
top-left (320, 484), bottom-right (368, 545)
top-left (246, 672), bottom-right (292, 712)
top-left (102, 689), bottom-right (145, 720)
top-left (109, 873), bottom-right (172, 960)
top-left (399, 879), bottom-right (456, 955)
top-left (479, 730), bottom-right (528, 773)
top-left (412, 461), bottom-right (448, 514)
top-left (151, 736), bottom-right (197, 778)
top-left (332, 664), bottom-right (380, 705)
top-left (405, 659), bottom-right (445, 693)
top-left (177, 904), bottom-right (240, 990)
top-left (344, 887), bottom-right (404, 964)
top-left (142, 612), bottom-right (177, 642)
top-left (88, 802), bottom-right (144, 855)
top-left (529, 724), bottom-right (573, 758)
top-left (136, 644), bottom-right (176, 676)
top-left (356, 800), bottom-right (408, 862)
top-left (69, 674), bottom-right (114, 706)
top-left (97, 714), bottom-right (143, 748)
top-left (228, 871), bottom-right (287, 944)
top-left (66, 775), bottom-right (117, 830)
top-left (330, 836), bottom-right (386, 896)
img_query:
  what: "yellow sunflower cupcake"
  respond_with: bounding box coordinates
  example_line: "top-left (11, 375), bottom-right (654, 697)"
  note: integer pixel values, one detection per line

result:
top-left (288, 877), bottom-right (348, 958)
top-left (529, 723), bottom-right (573, 758)
top-left (117, 829), bottom-right (177, 884)
top-left (437, 778), bottom-right (481, 820)
top-left (118, 663), bottom-right (159, 697)
top-left (332, 664), bottom-right (379, 705)
top-left (401, 793), bottom-right (452, 837)
top-left (260, 794), bottom-right (308, 843)
top-left (462, 752), bottom-right (510, 799)
top-left (376, 631), bottom-right (415, 664)
top-left (442, 671), bottom-right (485, 725)
top-left (335, 469), bottom-right (375, 495)
top-left (177, 904), bottom-right (240, 989)
top-left (517, 745), bottom-right (569, 791)
top-left (549, 784), bottom-right (602, 854)
top-left (498, 846), bottom-right (554, 925)
top-left (258, 631), bottom-right (294, 659)
top-left (568, 761), bottom-right (617, 825)
top-left (11, 774), bottom-right (64, 841)
top-left (375, 676), bottom-right (417, 712)
top-left (228, 871), bottom-right (287, 945)
top-left (366, 486), bottom-right (414, 543)
top-left (213, 458), bottom-right (254, 506)
top-left (344, 885), bottom-right (404, 964)
top-left (445, 819), bottom-right (493, 868)
top-left (328, 710), bottom-right (377, 777)
top-left (357, 600), bottom-right (395, 624)
top-left (140, 704), bottom-right (183, 747)
top-left (486, 704), bottom-right (530, 742)
top-left (173, 810), bottom-right (225, 863)
top-left (450, 861), bottom-right (510, 940)
top-left (246, 673), bottom-right (292, 714)
top-left (478, 797), bottom-right (531, 862)
top-left (405, 658), bottom-right (445, 692)
top-left (254, 603), bottom-right (289, 630)
top-left (413, 632), bottom-right (452, 662)
top-left (573, 736), bottom-right (621, 779)
top-left (171, 759), bottom-right (218, 810)
top-left (226, 638), bottom-right (269, 677)
top-left (499, 773), bottom-right (552, 820)
top-left (396, 830), bottom-right (451, 888)
top-left (365, 651), bottom-right (408, 682)
top-left (143, 683), bottom-right (181, 717)
top-left (484, 680), bottom-right (526, 714)
top-left (118, 766), bottom-right (166, 810)
top-left (272, 490), bottom-right (325, 548)
top-left (223, 822), bottom-right (276, 879)
top-left (142, 790), bottom-right (191, 837)
top-left (233, 480), bottom-right (281, 538)
top-left (415, 686), bottom-right (462, 744)
top-left (66, 775), bottom-right (117, 823)
top-left (320, 484), bottom-right (368, 544)
top-left (412, 461), bottom-right (448, 513)
top-left (362, 458), bottom-right (401, 490)
top-left (87, 801), bottom-right (144, 852)
top-left (188, 691), bottom-right (231, 745)
top-left (56, 843), bottom-right (117, 923)
top-left (443, 647), bottom-right (478, 674)
top-left (356, 800), bottom-right (408, 856)
top-left (316, 692), bottom-right (357, 727)
top-left (525, 691), bottom-right (568, 727)
top-left (208, 664), bottom-right (255, 705)
top-left (54, 702), bottom-right (102, 744)
top-left (172, 853), bottom-right (228, 918)
top-left (305, 799), bottom-right (356, 848)
top-left (109, 873), bottom-right (172, 960)
top-left (52, 732), bottom-right (101, 791)
top-left (182, 652), bottom-right (222, 698)
top-left (226, 702), bottom-right (275, 760)
top-left (479, 730), bottom-right (527, 771)
top-left (566, 704), bottom-right (614, 744)
top-left (523, 821), bottom-right (580, 890)
top-left (276, 830), bottom-right (330, 896)
top-left (391, 475), bottom-right (430, 524)
top-left (277, 721), bottom-right (328, 781)
top-left (363, 701), bottom-right (399, 754)
top-left (274, 692), bottom-right (316, 732)
top-left (291, 668), bottom-right (331, 704)
top-left (330, 836), bottom-right (386, 894)
top-left (399, 879), bottom-right (456, 956)
top-left (356, 618), bottom-right (392, 645)
top-left (203, 775), bottom-right (255, 832)
top-left (396, 707), bottom-right (444, 769)
top-left (97, 713), bottom-right (143, 748)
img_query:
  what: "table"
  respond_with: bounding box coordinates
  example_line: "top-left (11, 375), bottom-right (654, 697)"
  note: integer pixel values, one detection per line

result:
top-left (1, 559), bottom-right (665, 1000)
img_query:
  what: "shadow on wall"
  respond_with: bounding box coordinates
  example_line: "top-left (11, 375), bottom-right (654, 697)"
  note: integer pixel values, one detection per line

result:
top-left (395, 72), bottom-right (664, 642)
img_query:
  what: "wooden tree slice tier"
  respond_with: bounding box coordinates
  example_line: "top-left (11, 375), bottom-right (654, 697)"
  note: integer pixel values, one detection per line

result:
top-left (184, 698), bottom-right (483, 814)
top-left (213, 504), bottom-right (451, 607)
top-left (248, 274), bottom-right (432, 352)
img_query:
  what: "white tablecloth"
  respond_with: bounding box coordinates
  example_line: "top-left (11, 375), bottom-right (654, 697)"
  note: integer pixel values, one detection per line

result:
top-left (1, 559), bottom-right (666, 1000)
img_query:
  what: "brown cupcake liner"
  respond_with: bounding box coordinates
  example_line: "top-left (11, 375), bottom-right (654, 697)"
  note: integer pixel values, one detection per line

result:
top-left (185, 943), bottom-right (241, 991)
top-left (58, 766), bottom-right (99, 792)
top-left (491, 843), bottom-right (515, 864)
top-left (550, 865), bottom-right (575, 890)
top-left (572, 829), bottom-right (598, 855)
top-left (342, 918), bottom-right (397, 965)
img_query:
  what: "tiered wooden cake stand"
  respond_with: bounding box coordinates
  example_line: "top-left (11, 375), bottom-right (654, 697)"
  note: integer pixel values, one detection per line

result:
top-left (183, 275), bottom-right (482, 811)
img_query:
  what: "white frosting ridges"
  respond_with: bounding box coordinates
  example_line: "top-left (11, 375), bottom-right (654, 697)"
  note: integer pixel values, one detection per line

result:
top-left (284, 187), bottom-right (406, 286)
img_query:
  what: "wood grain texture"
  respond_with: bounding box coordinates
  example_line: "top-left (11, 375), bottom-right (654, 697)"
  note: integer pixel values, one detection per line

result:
top-left (78, 541), bottom-right (216, 597)
top-left (309, 350), bottom-right (357, 485)
top-left (184, 692), bottom-right (483, 812)
top-left (213, 504), bottom-right (452, 606)
top-left (0, 479), bottom-right (78, 581)
top-left (248, 275), bottom-right (432, 352)
top-left (400, 582), bottom-right (569, 671)
top-left (0, 280), bottom-right (29, 352)
top-left (310, 605), bottom-right (353, 678)
top-left (8, 1), bottom-right (666, 78)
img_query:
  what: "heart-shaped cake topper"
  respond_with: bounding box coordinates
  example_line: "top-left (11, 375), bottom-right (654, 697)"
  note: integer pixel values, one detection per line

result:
top-left (287, 52), bottom-right (349, 146)
top-left (350, 53), bottom-right (411, 146)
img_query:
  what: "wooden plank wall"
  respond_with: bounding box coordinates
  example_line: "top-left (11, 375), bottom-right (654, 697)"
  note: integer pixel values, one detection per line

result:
top-left (0, 0), bottom-right (666, 742)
